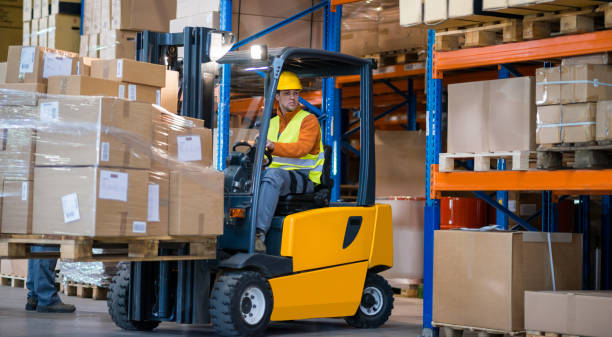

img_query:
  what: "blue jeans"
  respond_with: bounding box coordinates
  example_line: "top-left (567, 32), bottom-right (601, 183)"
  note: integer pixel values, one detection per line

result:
top-left (26, 246), bottom-right (60, 306)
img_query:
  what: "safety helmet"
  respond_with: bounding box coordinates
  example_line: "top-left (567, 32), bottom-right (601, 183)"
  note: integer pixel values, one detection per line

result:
top-left (277, 71), bottom-right (302, 91)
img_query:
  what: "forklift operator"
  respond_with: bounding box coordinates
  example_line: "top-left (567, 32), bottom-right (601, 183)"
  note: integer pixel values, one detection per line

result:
top-left (255, 71), bottom-right (325, 252)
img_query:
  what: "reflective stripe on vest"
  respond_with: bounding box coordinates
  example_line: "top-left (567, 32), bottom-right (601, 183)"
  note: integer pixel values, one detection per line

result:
top-left (267, 109), bottom-right (324, 185)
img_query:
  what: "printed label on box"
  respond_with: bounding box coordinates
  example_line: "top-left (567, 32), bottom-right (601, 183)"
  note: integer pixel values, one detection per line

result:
top-left (118, 84), bottom-right (125, 98)
top-left (177, 135), bottom-right (202, 162)
top-left (21, 182), bottom-right (28, 201)
top-left (147, 184), bottom-right (160, 222)
top-left (42, 52), bottom-right (73, 79)
top-left (40, 101), bottom-right (59, 121)
top-left (508, 200), bottom-right (517, 213)
top-left (132, 221), bottom-right (147, 233)
top-left (156, 90), bottom-right (161, 105)
top-left (116, 59), bottom-right (123, 78)
top-left (99, 170), bottom-right (128, 202)
top-left (128, 84), bottom-right (136, 100)
top-left (101, 142), bottom-right (110, 161)
top-left (19, 46), bottom-right (36, 73)
top-left (61, 192), bottom-right (80, 223)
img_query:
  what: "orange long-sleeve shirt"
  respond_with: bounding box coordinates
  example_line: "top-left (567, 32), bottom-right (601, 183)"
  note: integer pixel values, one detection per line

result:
top-left (271, 106), bottom-right (321, 159)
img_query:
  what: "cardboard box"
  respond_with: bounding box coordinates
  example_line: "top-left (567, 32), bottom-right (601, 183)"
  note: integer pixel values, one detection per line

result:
top-left (0, 6), bottom-right (22, 29)
top-left (41, 0), bottom-right (48, 17)
top-left (91, 0), bottom-right (100, 33)
top-left (99, 30), bottom-right (137, 60)
top-left (6, 45), bottom-right (78, 84)
top-left (433, 231), bottom-right (582, 332)
top-left (238, 13), bottom-right (322, 50)
top-left (88, 32), bottom-right (98, 57)
top-left (562, 52), bottom-right (612, 66)
top-left (148, 169), bottom-right (169, 230)
top-left (111, 0), bottom-right (176, 32)
top-left (424, 0), bottom-right (447, 23)
top-left (47, 14), bottom-right (81, 52)
top-left (596, 100), bottom-right (612, 141)
top-left (76, 56), bottom-right (96, 76)
top-left (168, 127), bottom-right (213, 168)
top-left (0, 82), bottom-right (46, 95)
top-left (176, 0), bottom-right (219, 18)
top-left (536, 105), bottom-right (562, 144)
top-left (30, 17), bottom-right (38, 45)
top-left (562, 102), bottom-right (596, 143)
top-left (561, 64), bottom-right (612, 104)
top-left (0, 28), bottom-right (22, 62)
top-left (169, 169), bottom-right (223, 236)
top-left (449, 0), bottom-right (476, 18)
top-left (377, 23), bottom-right (427, 53)
top-left (47, 75), bottom-right (120, 96)
top-left (35, 96), bottom-right (152, 168)
top-left (79, 34), bottom-right (89, 57)
top-left (0, 259), bottom-right (28, 277)
top-left (82, 0), bottom-right (91, 34)
top-left (32, 166), bottom-right (166, 236)
top-left (341, 29), bottom-right (379, 57)
top-left (24, 0), bottom-right (33, 21)
top-left (375, 131), bottom-right (425, 197)
top-left (100, 0), bottom-right (111, 30)
top-left (91, 58), bottom-right (165, 87)
top-left (399, 0), bottom-right (423, 26)
top-left (119, 82), bottom-right (161, 105)
top-left (38, 17), bottom-right (48, 47)
top-left (0, 128), bottom-right (35, 180)
top-left (170, 12), bottom-right (219, 33)
top-left (51, 0), bottom-right (82, 15)
top-left (448, 80), bottom-right (490, 153)
top-left (0, 62), bottom-right (6, 83)
top-left (1, 179), bottom-right (33, 234)
top-left (33, 0), bottom-right (41, 19)
top-left (536, 66), bottom-right (561, 105)
top-left (524, 291), bottom-right (612, 337)
top-left (22, 21), bottom-right (30, 46)
top-left (161, 70), bottom-right (179, 113)
top-left (483, 0), bottom-right (508, 10)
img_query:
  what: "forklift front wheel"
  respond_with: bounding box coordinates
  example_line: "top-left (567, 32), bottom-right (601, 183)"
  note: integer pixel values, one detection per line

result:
top-left (210, 271), bottom-right (273, 337)
top-left (345, 272), bottom-right (394, 329)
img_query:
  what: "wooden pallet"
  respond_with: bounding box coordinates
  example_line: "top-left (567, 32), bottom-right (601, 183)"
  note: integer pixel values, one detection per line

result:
top-left (439, 151), bottom-right (534, 172)
top-left (0, 274), bottom-right (26, 288)
top-left (435, 19), bottom-right (523, 51)
top-left (432, 322), bottom-right (524, 337)
top-left (0, 234), bottom-right (217, 262)
top-left (526, 331), bottom-right (579, 337)
top-left (537, 141), bottom-right (612, 169)
top-left (60, 282), bottom-right (108, 300)
top-left (362, 48), bottom-right (425, 67)
top-left (485, 0), bottom-right (607, 16)
top-left (522, 5), bottom-right (610, 40)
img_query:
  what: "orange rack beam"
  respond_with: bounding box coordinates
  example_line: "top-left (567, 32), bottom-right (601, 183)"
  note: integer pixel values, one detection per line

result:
top-left (436, 30), bottom-right (612, 72)
top-left (430, 164), bottom-right (612, 199)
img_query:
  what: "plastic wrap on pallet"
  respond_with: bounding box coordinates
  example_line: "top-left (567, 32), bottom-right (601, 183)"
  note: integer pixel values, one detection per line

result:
top-left (59, 250), bottom-right (118, 287)
top-left (0, 89), bottom-right (228, 237)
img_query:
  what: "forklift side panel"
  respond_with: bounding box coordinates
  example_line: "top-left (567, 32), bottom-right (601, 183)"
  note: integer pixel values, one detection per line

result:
top-left (268, 261), bottom-right (368, 321)
top-left (368, 203), bottom-right (393, 271)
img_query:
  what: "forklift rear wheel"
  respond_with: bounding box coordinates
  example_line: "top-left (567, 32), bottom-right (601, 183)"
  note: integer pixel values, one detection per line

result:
top-left (107, 264), bottom-right (160, 331)
top-left (210, 271), bottom-right (273, 337)
top-left (345, 272), bottom-right (394, 329)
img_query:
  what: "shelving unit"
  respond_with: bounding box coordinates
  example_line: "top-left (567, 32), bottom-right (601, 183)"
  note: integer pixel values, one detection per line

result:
top-left (424, 29), bottom-right (612, 337)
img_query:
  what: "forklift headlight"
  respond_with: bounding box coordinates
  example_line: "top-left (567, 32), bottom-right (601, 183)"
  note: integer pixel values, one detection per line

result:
top-left (250, 44), bottom-right (268, 61)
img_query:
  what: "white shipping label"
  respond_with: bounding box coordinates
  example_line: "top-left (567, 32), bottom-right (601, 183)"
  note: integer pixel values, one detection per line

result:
top-left (128, 84), bottom-right (136, 100)
top-left (19, 46), bottom-right (36, 73)
top-left (42, 52), bottom-right (73, 79)
top-left (61, 192), bottom-right (80, 223)
top-left (21, 182), bottom-right (28, 201)
top-left (40, 101), bottom-right (59, 121)
top-left (156, 90), bottom-right (161, 105)
top-left (508, 200), bottom-right (517, 213)
top-left (132, 221), bottom-right (147, 233)
top-left (118, 84), bottom-right (125, 98)
top-left (101, 142), bottom-right (110, 161)
top-left (116, 59), bottom-right (123, 78)
top-left (177, 135), bottom-right (202, 162)
top-left (147, 184), bottom-right (160, 222)
top-left (98, 170), bottom-right (128, 202)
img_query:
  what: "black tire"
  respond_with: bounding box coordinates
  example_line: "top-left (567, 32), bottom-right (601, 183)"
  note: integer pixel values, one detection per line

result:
top-left (107, 264), bottom-right (160, 331)
top-left (210, 271), bottom-right (273, 337)
top-left (345, 273), bottom-right (394, 329)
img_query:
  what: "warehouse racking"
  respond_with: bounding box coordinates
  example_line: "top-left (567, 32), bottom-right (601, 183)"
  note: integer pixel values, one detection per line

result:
top-left (423, 29), bottom-right (612, 337)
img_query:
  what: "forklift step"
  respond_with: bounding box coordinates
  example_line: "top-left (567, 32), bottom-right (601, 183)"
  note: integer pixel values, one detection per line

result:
top-left (0, 234), bottom-right (217, 262)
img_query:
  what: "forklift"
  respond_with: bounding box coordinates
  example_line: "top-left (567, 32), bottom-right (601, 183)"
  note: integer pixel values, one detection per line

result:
top-left (107, 28), bottom-right (394, 337)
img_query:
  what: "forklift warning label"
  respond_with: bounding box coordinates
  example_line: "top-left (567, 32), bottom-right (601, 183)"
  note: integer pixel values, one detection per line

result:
top-left (177, 135), bottom-right (202, 162)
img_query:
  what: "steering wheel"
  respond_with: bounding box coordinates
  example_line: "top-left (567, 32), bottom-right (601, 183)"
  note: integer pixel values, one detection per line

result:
top-left (263, 149), bottom-right (273, 168)
top-left (232, 141), bottom-right (273, 167)
top-left (232, 141), bottom-right (253, 152)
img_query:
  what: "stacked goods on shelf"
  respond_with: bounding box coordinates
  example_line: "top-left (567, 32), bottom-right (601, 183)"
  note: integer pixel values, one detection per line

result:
top-left (80, 0), bottom-right (176, 59)
top-left (23, 0), bottom-right (82, 53)
top-left (433, 230), bottom-right (582, 333)
top-left (170, 0), bottom-right (219, 59)
top-left (0, 0), bottom-right (23, 62)
top-left (0, 92), bottom-right (223, 237)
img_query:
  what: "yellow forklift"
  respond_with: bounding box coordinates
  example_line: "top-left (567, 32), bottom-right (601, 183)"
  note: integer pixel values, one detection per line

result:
top-left (107, 42), bottom-right (394, 337)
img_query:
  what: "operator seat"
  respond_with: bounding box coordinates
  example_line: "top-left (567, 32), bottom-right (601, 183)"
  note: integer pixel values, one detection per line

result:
top-left (274, 145), bottom-right (333, 216)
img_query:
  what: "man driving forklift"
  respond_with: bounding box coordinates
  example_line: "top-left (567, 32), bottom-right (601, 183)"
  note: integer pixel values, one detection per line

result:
top-left (256, 71), bottom-right (325, 252)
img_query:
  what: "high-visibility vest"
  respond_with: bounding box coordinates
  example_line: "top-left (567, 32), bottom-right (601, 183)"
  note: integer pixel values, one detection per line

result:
top-left (267, 110), bottom-right (325, 185)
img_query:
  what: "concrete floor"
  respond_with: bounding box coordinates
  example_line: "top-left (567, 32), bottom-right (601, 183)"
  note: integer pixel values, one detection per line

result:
top-left (0, 285), bottom-right (425, 337)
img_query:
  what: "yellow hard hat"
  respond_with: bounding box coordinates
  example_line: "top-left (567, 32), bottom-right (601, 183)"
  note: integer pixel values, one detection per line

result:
top-left (277, 71), bottom-right (302, 91)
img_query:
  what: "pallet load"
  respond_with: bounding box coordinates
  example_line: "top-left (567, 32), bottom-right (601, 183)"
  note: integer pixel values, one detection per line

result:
top-left (535, 57), bottom-right (612, 169)
top-left (442, 76), bottom-right (536, 172)
top-left (23, 0), bottom-right (82, 53)
top-left (80, 0), bottom-right (176, 59)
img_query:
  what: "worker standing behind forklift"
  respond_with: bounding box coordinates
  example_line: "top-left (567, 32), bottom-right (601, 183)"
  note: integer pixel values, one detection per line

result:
top-left (255, 71), bottom-right (325, 252)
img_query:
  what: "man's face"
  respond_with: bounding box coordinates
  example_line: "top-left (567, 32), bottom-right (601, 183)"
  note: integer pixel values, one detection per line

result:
top-left (275, 90), bottom-right (300, 113)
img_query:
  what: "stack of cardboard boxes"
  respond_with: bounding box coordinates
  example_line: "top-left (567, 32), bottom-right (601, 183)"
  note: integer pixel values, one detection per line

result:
top-left (80, 0), bottom-right (176, 59)
top-left (0, 46), bottom-right (223, 238)
top-left (22, 0), bottom-right (82, 53)
top-left (536, 54), bottom-right (612, 145)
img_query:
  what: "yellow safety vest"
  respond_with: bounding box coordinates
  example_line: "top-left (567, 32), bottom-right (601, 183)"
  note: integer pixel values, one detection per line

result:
top-left (267, 110), bottom-right (325, 185)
